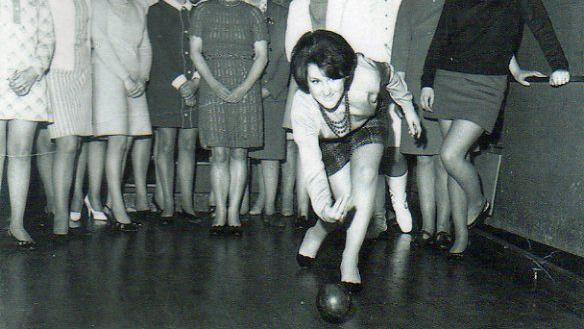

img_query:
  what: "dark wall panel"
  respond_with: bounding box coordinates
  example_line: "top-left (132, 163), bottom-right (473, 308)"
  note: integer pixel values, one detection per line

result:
top-left (489, 0), bottom-right (584, 257)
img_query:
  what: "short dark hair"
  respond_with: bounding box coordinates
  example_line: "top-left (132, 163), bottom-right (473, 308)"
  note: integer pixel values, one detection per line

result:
top-left (291, 30), bottom-right (357, 93)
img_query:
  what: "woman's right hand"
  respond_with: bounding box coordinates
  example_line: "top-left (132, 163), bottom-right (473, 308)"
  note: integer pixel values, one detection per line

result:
top-left (209, 80), bottom-right (231, 101)
top-left (321, 194), bottom-right (353, 223)
top-left (124, 77), bottom-right (144, 98)
top-left (420, 87), bottom-right (434, 112)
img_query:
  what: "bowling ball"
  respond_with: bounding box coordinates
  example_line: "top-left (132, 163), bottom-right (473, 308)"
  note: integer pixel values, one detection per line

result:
top-left (316, 283), bottom-right (352, 323)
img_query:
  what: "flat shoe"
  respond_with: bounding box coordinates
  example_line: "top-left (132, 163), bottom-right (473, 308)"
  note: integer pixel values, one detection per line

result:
top-left (296, 253), bottom-right (315, 268)
top-left (434, 231), bottom-right (453, 250)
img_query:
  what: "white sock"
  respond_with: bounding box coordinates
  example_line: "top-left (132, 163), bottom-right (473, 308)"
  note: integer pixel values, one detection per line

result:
top-left (387, 172), bottom-right (413, 233)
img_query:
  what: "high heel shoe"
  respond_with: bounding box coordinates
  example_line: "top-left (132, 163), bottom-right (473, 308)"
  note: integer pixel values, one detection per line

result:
top-left (415, 230), bottom-right (435, 247)
top-left (467, 199), bottom-right (490, 230)
top-left (340, 281), bottom-right (363, 294)
top-left (7, 230), bottom-right (36, 250)
top-left (177, 211), bottom-right (202, 224)
top-left (209, 225), bottom-right (226, 236)
top-left (111, 220), bottom-right (140, 232)
top-left (226, 225), bottom-right (243, 237)
top-left (447, 250), bottom-right (466, 260)
top-left (84, 196), bottom-right (108, 222)
top-left (296, 253), bottom-right (315, 268)
top-left (434, 232), bottom-right (453, 250)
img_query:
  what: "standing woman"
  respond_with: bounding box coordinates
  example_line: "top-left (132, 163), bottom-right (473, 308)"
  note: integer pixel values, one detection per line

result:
top-left (190, 0), bottom-right (268, 235)
top-left (37, 0), bottom-right (93, 236)
top-left (420, 0), bottom-right (570, 256)
top-left (147, 0), bottom-right (201, 225)
top-left (0, 0), bottom-right (55, 247)
top-left (248, 0), bottom-right (290, 227)
top-left (92, 0), bottom-right (153, 232)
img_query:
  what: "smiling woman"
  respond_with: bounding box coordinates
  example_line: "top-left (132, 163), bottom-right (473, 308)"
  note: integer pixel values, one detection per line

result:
top-left (290, 30), bottom-right (418, 290)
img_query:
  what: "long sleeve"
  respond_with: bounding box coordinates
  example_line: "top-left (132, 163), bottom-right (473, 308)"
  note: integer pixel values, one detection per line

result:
top-left (285, 0), bottom-right (310, 62)
top-left (385, 64), bottom-right (415, 114)
top-left (92, 0), bottom-right (131, 81)
top-left (519, 0), bottom-right (569, 71)
top-left (139, 22), bottom-right (153, 81)
top-left (291, 92), bottom-right (333, 220)
top-left (421, 0), bottom-right (453, 88)
top-left (31, 0), bottom-right (55, 76)
top-left (390, 0), bottom-right (411, 74)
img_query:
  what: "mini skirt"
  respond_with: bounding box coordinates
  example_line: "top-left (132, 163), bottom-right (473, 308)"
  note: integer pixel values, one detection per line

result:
top-left (425, 69), bottom-right (508, 134)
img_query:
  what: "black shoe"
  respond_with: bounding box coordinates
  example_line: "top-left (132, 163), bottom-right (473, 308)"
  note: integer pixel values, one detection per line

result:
top-left (112, 221), bottom-right (140, 232)
top-left (415, 230), bottom-right (435, 247)
top-left (294, 215), bottom-right (308, 229)
top-left (447, 250), bottom-right (466, 260)
top-left (51, 233), bottom-right (71, 244)
top-left (177, 211), bottom-right (203, 224)
top-left (340, 281), bottom-right (363, 294)
top-left (467, 199), bottom-right (490, 230)
top-left (296, 253), bottom-right (315, 268)
top-left (151, 200), bottom-right (163, 213)
top-left (226, 225), bottom-right (243, 237)
top-left (6, 230), bottom-right (36, 250)
top-left (130, 210), bottom-right (150, 221)
top-left (160, 216), bottom-right (174, 226)
top-left (271, 215), bottom-right (286, 228)
top-left (209, 225), bottom-right (226, 236)
top-left (434, 232), bottom-right (453, 250)
top-left (261, 213), bottom-right (272, 225)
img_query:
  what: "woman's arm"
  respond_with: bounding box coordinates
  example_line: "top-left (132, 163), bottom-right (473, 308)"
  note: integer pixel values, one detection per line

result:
top-left (189, 36), bottom-right (230, 100)
top-left (31, 0), bottom-right (55, 77)
top-left (385, 64), bottom-right (421, 138)
top-left (420, 0), bottom-right (454, 89)
top-left (225, 40), bottom-right (268, 103)
top-left (139, 23), bottom-right (153, 83)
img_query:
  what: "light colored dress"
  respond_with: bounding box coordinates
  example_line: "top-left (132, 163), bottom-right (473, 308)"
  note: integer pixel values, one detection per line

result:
top-left (47, 0), bottom-right (93, 138)
top-left (92, 0), bottom-right (153, 136)
top-left (0, 0), bottom-right (55, 122)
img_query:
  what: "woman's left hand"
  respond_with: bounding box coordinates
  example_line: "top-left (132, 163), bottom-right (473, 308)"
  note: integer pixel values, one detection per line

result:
top-left (8, 67), bottom-right (39, 96)
top-left (549, 70), bottom-right (570, 87)
top-left (225, 85), bottom-right (248, 103)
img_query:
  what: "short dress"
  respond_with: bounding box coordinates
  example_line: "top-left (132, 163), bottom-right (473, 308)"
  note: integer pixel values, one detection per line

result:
top-left (47, 0), bottom-right (93, 139)
top-left (190, 0), bottom-right (267, 148)
top-left (92, 0), bottom-right (152, 137)
top-left (147, 1), bottom-right (198, 129)
top-left (0, 0), bottom-right (54, 122)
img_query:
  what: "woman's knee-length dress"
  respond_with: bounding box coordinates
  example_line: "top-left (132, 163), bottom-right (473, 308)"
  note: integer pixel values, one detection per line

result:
top-left (0, 0), bottom-right (55, 122)
top-left (190, 0), bottom-right (267, 148)
top-left (47, 0), bottom-right (93, 139)
top-left (92, 0), bottom-right (152, 137)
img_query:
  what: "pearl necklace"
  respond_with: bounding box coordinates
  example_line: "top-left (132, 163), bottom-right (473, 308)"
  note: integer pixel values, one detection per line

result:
top-left (318, 94), bottom-right (351, 138)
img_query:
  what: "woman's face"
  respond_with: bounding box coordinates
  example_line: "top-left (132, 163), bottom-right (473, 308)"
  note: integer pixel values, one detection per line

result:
top-left (307, 64), bottom-right (345, 110)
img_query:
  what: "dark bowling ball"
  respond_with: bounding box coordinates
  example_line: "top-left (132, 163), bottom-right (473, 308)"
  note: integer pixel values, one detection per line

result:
top-left (316, 283), bottom-right (352, 323)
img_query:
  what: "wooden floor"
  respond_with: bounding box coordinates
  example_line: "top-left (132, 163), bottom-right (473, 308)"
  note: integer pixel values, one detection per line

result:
top-left (0, 204), bottom-right (582, 329)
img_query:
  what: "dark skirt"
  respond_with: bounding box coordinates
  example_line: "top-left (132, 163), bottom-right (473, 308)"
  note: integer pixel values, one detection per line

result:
top-left (320, 113), bottom-right (387, 176)
top-left (425, 69), bottom-right (507, 134)
top-left (149, 103), bottom-right (198, 129)
top-left (400, 103), bottom-right (443, 155)
top-left (249, 99), bottom-right (287, 160)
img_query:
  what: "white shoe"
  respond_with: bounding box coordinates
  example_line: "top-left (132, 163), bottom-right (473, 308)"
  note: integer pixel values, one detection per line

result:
top-left (84, 196), bottom-right (108, 221)
top-left (390, 192), bottom-right (413, 233)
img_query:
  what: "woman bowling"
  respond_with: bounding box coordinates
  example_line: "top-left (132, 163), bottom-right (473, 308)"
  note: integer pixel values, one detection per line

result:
top-left (291, 30), bottom-right (420, 291)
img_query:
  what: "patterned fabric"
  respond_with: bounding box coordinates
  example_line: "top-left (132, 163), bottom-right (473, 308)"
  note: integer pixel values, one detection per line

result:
top-left (191, 0), bottom-right (268, 148)
top-left (47, 0), bottom-right (93, 138)
top-left (0, 0), bottom-right (55, 122)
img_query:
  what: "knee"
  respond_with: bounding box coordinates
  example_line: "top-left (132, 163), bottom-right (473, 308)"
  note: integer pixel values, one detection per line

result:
top-left (158, 138), bottom-right (175, 157)
top-left (211, 149), bottom-right (228, 164)
top-left (8, 140), bottom-right (33, 157)
top-left (57, 139), bottom-right (78, 155)
top-left (417, 155), bottom-right (434, 168)
top-left (440, 147), bottom-right (461, 169)
top-left (178, 139), bottom-right (196, 153)
top-left (230, 149), bottom-right (247, 161)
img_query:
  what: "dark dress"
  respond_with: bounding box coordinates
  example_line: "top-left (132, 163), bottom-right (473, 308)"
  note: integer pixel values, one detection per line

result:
top-left (249, 1), bottom-right (289, 160)
top-left (190, 0), bottom-right (268, 148)
top-left (147, 1), bottom-right (197, 128)
top-left (421, 0), bottom-right (569, 133)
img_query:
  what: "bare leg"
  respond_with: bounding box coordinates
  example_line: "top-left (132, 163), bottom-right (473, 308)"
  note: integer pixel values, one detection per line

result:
top-left (210, 147), bottom-right (229, 226)
top-left (367, 175), bottom-right (388, 238)
top-left (87, 139), bottom-right (106, 212)
top-left (280, 139), bottom-right (296, 216)
top-left (296, 148), bottom-right (309, 217)
top-left (342, 143), bottom-right (384, 283)
top-left (131, 136), bottom-right (152, 211)
top-left (240, 158), bottom-right (250, 215)
top-left (261, 160), bottom-right (279, 216)
top-left (52, 135), bottom-right (80, 235)
top-left (7, 120), bottom-right (38, 242)
top-left (0, 121), bottom-right (5, 196)
top-left (249, 162), bottom-right (265, 215)
top-left (35, 128), bottom-right (55, 214)
top-left (439, 119), bottom-right (483, 253)
top-left (416, 155), bottom-right (436, 236)
top-left (227, 148), bottom-right (247, 226)
top-left (434, 155), bottom-right (451, 233)
top-left (153, 130), bottom-right (164, 208)
top-left (105, 135), bottom-right (131, 224)
top-left (177, 128), bottom-right (197, 214)
top-left (155, 128), bottom-right (177, 217)
top-left (70, 141), bottom-right (88, 214)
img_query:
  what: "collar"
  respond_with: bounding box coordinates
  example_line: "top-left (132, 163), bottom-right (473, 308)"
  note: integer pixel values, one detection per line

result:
top-left (163, 0), bottom-right (193, 10)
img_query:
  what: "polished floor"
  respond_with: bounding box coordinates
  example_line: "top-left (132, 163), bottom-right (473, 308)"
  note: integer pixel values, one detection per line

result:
top-left (0, 209), bottom-right (582, 329)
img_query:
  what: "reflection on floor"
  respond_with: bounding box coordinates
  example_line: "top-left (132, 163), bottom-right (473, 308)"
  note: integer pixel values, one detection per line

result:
top-left (0, 213), bottom-right (582, 329)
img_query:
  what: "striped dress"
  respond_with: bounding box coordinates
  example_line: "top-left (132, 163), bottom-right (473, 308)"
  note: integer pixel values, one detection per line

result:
top-left (47, 0), bottom-right (93, 138)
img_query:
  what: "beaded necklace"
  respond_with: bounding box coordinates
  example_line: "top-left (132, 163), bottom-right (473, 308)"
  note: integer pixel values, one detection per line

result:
top-left (318, 93), bottom-right (351, 137)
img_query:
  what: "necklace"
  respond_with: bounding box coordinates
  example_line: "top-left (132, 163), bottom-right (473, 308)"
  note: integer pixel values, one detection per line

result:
top-left (319, 94), bottom-right (351, 137)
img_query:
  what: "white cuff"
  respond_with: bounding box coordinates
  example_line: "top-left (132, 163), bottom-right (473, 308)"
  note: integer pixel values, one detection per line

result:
top-left (171, 74), bottom-right (188, 90)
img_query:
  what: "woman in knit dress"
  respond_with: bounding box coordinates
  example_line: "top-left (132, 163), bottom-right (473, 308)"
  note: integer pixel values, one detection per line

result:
top-left (34, 0), bottom-right (93, 236)
top-left (190, 0), bottom-right (268, 235)
top-left (147, 0), bottom-right (201, 224)
top-left (419, 0), bottom-right (570, 257)
top-left (0, 0), bottom-right (55, 248)
top-left (91, 0), bottom-right (153, 232)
